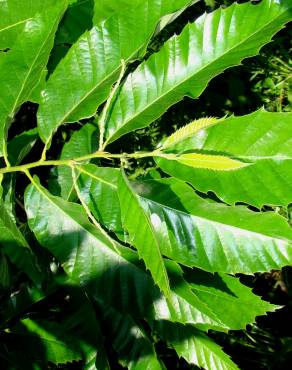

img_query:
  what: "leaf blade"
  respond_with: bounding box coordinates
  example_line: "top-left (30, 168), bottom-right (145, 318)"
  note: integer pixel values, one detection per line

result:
top-left (133, 178), bottom-right (292, 274)
top-left (0, 1), bottom-right (67, 157)
top-left (118, 171), bottom-right (171, 296)
top-left (24, 179), bottom-right (244, 331)
top-left (104, 0), bottom-right (292, 144)
top-left (37, 0), bottom-right (192, 145)
top-left (158, 110), bottom-right (292, 206)
top-left (153, 322), bottom-right (239, 370)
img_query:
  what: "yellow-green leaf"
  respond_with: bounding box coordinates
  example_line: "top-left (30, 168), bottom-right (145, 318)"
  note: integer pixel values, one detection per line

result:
top-left (161, 117), bottom-right (219, 149)
top-left (165, 153), bottom-right (249, 171)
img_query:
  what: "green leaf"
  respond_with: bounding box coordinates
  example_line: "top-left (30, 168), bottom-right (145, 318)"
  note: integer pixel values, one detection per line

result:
top-left (55, 0), bottom-right (93, 45)
top-left (0, 199), bottom-right (42, 283)
top-left (12, 319), bottom-right (82, 365)
top-left (185, 269), bottom-right (276, 330)
top-left (118, 171), bottom-right (171, 296)
top-left (153, 322), bottom-right (239, 370)
top-left (161, 117), bottom-right (219, 149)
top-left (76, 164), bottom-right (124, 238)
top-left (47, 0), bottom-right (94, 76)
top-left (158, 109), bottom-right (292, 207)
top-left (63, 289), bottom-right (109, 370)
top-left (37, 0), bottom-right (192, 145)
top-left (132, 178), bottom-right (292, 274)
top-left (0, 1), bottom-right (67, 157)
top-left (0, 0), bottom-right (60, 50)
top-left (7, 128), bottom-right (38, 166)
top-left (159, 152), bottom-right (248, 171)
top-left (96, 302), bottom-right (163, 370)
top-left (0, 250), bottom-right (10, 288)
top-left (163, 261), bottom-right (276, 331)
top-left (56, 123), bottom-right (98, 200)
top-left (104, 0), bottom-right (292, 145)
top-left (93, 0), bottom-right (143, 23)
top-left (24, 179), bottom-right (252, 331)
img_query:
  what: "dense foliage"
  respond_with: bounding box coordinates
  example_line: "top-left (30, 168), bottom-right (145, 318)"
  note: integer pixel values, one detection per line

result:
top-left (0, 0), bottom-right (291, 369)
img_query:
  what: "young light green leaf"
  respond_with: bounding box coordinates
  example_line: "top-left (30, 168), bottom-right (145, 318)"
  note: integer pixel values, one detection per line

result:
top-left (162, 152), bottom-right (248, 171)
top-left (37, 0), bottom-right (192, 146)
top-left (0, 1), bottom-right (67, 158)
top-left (118, 171), bottom-right (170, 296)
top-left (157, 109), bottom-right (292, 207)
top-left (161, 117), bottom-right (218, 149)
top-left (133, 178), bottom-right (292, 274)
top-left (104, 0), bottom-right (292, 145)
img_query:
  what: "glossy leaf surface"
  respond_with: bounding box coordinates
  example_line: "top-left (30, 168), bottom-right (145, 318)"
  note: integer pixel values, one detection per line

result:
top-left (153, 322), bottom-right (239, 370)
top-left (24, 179), bottom-right (275, 331)
top-left (76, 164), bottom-right (123, 237)
top-left (118, 172), bottom-right (170, 296)
top-left (158, 110), bottom-right (292, 207)
top-left (56, 123), bottom-right (98, 200)
top-left (37, 0), bottom-right (191, 145)
top-left (0, 1), bottom-right (66, 157)
top-left (104, 0), bottom-right (292, 144)
top-left (133, 178), bottom-right (292, 273)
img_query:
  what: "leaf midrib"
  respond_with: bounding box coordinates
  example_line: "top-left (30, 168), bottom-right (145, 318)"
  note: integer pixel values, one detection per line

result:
top-left (123, 175), bottom-right (170, 294)
top-left (30, 179), bottom-right (120, 260)
top-left (11, 14), bottom-right (61, 115)
top-left (0, 18), bottom-right (32, 34)
top-left (76, 165), bottom-right (117, 188)
top-left (42, 25), bottom-right (150, 143)
top-left (140, 195), bottom-right (291, 244)
top-left (191, 285), bottom-right (273, 308)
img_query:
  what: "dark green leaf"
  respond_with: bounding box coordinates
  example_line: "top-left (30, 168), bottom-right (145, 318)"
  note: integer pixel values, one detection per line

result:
top-left (153, 321), bottom-right (239, 370)
top-left (0, 199), bottom-right (42, 283)
top-left (11, 319), bottom-right (83, 365)
top-left (97, 302), bottom-right (162, 370)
